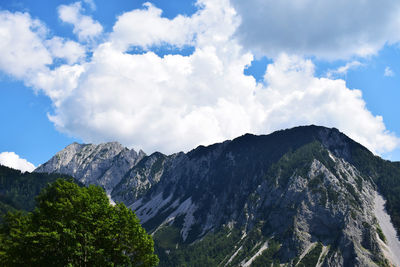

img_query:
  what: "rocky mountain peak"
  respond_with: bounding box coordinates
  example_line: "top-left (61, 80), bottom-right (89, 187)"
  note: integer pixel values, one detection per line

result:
top-left (35, 141), bottom-right (145, 190)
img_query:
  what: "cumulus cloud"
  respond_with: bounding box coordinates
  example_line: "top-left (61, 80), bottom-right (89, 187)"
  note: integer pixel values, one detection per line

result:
top-left (230, 0), bottom-right (400, 59)
top-left (0, 11), bottom-right (51, 79)
top-left (0, 152), bottom-right (35, 172)
top-left (110, 3), bottom-right (195, 50)
top-left (47, 47), bottom-right (398, 154)
top-left (260, 54), bottom-right (398, 154)
top-left (0, 10), bottom-right (86, 104)
top-left (110, 0), bottom-right (239, 51)
top-left (58, 1), bottom-right (103, 42)
top-left (384, 66), bottom-right (395, 77)
top-left (0, 0), bottom-right (398, 156)
top-left (45, 37), bottom-right (86, 64)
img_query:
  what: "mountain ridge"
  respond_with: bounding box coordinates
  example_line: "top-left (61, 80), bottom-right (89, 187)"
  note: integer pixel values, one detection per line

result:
top-left (35, 141), bottom-right (146, 191)
top-left (34, 125), bottom-right (400, 266)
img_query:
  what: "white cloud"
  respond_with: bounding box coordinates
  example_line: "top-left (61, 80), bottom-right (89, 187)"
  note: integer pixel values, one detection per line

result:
top-left (0, 1), bottom-right (398, 157)
top-left (0, 152), bottom-right (35, 172)
top-left (58, 1), bottom-right (103, 42)
top-left (109, 0), bottom-right (239, 51)
top-left (0, 10), bottom-right (86, 104)
top-left (326, 61), bottom-right (363, 78)
top-left (46, 40), bottom-right (258, 153)
top-left (46, 46), bottom-right (398, 155)
top-left (110, 3), bottom-right (195, 51)
top-left (230, 0), bottom-right (400, 59)
top-left (0, 11), bottom-right (51, 79)
top-left (384, 66), bottom-right (395, 77)
top-left (30, 64), bottom-right (85, 106)
top-left (46, 37), bottom-right (86, 64)
top-left (260, 54), bottom-right (398, 154)
top-left (0, 10), bottom-right (86, 92)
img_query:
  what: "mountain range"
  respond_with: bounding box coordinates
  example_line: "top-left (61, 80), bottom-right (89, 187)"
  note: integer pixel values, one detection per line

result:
top-left (33, 125), bottom-right (400, 266)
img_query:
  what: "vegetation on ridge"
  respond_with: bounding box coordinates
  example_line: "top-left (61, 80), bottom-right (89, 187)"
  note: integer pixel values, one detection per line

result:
top-left (0, 165), bottom-right (74, 216)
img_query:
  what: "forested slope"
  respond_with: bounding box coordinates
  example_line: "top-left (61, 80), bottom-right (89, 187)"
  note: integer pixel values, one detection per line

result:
top-left (0, 165), bottom-right (75, 216)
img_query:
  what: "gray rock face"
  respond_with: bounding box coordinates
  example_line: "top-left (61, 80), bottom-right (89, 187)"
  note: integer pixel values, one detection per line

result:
top-left (35, 142), bottom-right (146, 191)
top-left (131, 146), bottom-right (388, 266)
top-left (111, 152), bottom-right (168, 205)
top-left (374, 193), bottom-right (400, 267)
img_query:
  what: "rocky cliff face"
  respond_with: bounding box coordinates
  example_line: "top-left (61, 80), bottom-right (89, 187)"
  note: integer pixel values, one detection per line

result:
top-left (35, 142), bottom-right (145, 191)
top-left (111, 152), bottom-right (168, 205)
top-left (36, 126), bottom-right (400, 266)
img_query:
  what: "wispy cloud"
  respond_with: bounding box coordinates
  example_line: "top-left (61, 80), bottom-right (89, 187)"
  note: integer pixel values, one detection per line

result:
top-left (326, 61), bottom-right (363, 78)
top-left (384, 66), bottom-right (394, 77)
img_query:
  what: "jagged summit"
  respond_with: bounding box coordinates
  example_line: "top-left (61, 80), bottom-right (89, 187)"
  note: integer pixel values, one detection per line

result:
top-left (35, 141), bottom-right (145, 191)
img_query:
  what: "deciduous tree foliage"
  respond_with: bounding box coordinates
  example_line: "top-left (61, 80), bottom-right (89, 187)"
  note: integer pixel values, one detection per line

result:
top-left (0, 179), bottom-right (158, 267)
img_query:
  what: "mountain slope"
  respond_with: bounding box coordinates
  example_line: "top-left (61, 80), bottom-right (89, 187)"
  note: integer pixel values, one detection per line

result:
top-left (36, 125), bottom-right (400, 266)
top-left (134, 141), bottom-right (382, 266)
top-left (112, 152), bottom-right (168, 205)
top-left (124, 126), bottom-right (400, 266)
top-left (0, 165), bottom-right (75, 216)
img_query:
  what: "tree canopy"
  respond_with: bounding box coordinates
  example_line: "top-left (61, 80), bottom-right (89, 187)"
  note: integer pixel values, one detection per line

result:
top-left (0, 179), bottom-right (158, 267)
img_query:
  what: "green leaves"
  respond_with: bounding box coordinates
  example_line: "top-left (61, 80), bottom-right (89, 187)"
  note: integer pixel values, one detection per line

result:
top-left (0, 179), bottom-right (158, 267)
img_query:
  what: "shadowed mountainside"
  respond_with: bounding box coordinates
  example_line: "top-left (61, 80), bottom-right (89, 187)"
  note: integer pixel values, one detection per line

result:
top-left (35, 125), bottom-right (400, 266)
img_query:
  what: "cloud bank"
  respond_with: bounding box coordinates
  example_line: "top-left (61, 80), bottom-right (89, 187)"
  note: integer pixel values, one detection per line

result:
top-left (0, 0), bottom-right (398, 155)
top-left (231, 0), bottom-right (400, 59)
top-left (0, 152), bottom-right (36, 172)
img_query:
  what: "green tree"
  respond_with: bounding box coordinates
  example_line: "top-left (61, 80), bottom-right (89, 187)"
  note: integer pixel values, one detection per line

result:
top-left (0, 179), bottom-right (158, 267)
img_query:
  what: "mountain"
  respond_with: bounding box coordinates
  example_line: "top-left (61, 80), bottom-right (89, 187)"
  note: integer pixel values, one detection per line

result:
top-left (35, 125), bottom-right (400, 266)
top-left (0, 165), bottom-right (75, 217)
top-left (35, 142), bottom-right (145, 192)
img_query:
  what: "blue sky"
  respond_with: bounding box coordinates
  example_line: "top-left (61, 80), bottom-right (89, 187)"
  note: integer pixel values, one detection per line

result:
top-left (0, 0), bottom-right (400, 171)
